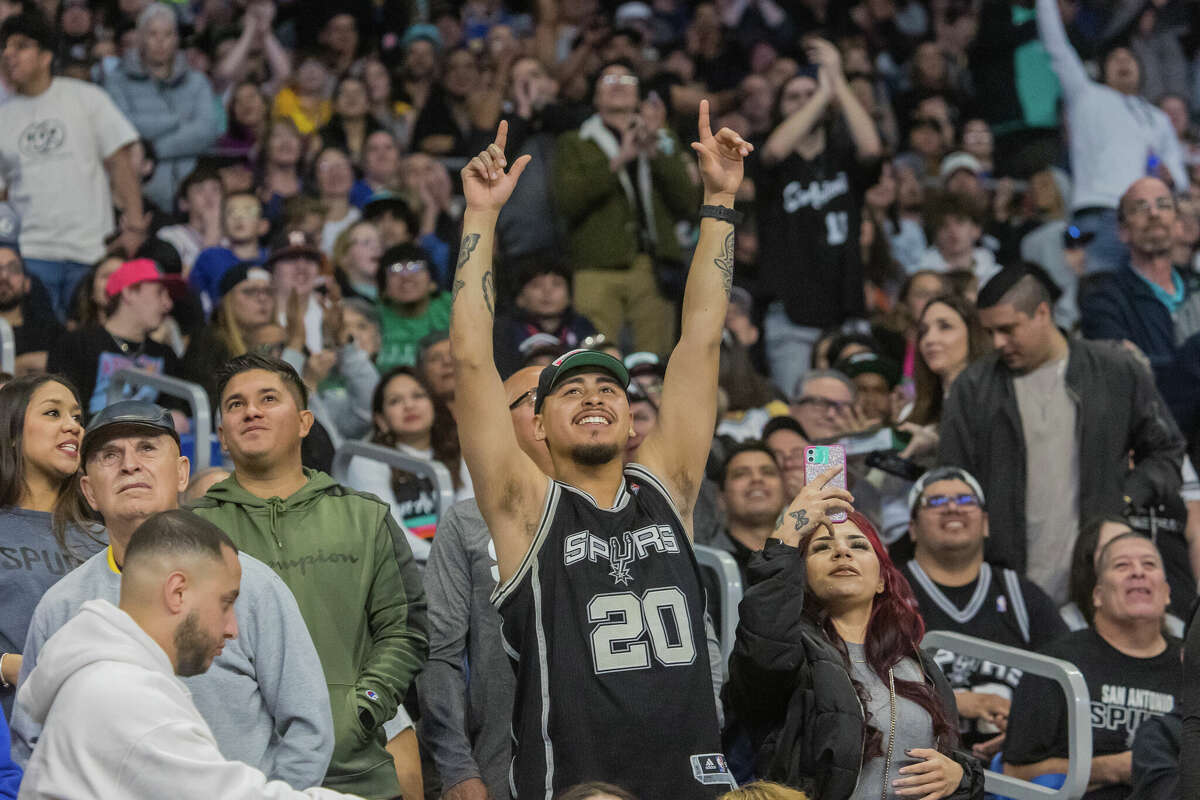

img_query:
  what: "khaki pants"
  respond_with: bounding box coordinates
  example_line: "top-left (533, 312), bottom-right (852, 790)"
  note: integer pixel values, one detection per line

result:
top-left (574, 254), bottom-right (676, 357)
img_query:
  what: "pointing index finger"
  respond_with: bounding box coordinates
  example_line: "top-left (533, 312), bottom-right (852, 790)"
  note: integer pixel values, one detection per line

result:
top-left (494, 119), bottom-right (509, 154)
top-left (697, 98), bottom-right (712, 141)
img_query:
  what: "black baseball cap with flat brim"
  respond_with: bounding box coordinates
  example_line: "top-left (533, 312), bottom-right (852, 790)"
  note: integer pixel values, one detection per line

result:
top-left (81, 400), bottom-right (180, 468)
top-left (534, 349), bottom-right (630, 413)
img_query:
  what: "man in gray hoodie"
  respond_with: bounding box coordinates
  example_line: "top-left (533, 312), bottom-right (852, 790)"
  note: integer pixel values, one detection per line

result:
top-left (102, 3), bottom-right (219, 210)
top-left (11, 400), bottom-right (334, 789)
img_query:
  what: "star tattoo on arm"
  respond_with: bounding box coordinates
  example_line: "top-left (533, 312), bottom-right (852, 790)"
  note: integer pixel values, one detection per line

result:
top-left (789, 508), bottom-right (809, 531)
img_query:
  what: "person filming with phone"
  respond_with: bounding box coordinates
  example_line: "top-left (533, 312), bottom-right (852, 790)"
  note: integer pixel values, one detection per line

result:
top-left (726, 463), bottom-right (985, 800)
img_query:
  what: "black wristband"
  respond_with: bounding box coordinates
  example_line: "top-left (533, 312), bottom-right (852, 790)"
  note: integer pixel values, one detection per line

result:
top-left (699, 204), bottom-right (742, 225)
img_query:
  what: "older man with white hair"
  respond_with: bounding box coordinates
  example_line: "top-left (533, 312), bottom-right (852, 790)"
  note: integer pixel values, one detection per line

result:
top-left (103, 3), bottom-right (219, 209)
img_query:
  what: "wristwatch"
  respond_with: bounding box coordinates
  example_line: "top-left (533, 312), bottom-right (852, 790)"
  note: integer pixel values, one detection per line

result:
top-left (699, 204), bottom-right (742, 225)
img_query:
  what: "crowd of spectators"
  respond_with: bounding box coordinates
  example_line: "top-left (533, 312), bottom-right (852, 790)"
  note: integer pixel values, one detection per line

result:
top-left (1, 0), bottom-right (1200, 798)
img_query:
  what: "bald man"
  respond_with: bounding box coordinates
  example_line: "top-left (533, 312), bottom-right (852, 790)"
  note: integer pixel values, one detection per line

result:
top-left (16, 510), bottom-right (361, 800)
top-left (1082, 178), bottom-right (1200, 527)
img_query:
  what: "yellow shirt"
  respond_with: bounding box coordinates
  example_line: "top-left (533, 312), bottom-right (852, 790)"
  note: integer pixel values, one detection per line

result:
top-left (272, 88), bottom-right (332, 136)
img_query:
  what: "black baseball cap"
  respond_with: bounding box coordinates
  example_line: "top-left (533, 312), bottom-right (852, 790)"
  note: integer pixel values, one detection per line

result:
top-left (534, 348), bottom-right (630, 413)
top-left (81, 401), bottom-right (180, 467)
top-left (835, 352), bottom-right (902, 389)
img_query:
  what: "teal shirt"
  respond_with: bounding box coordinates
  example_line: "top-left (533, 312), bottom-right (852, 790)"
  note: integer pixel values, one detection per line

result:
top-left (1135, 267), bottom-right (1187, 313)
top-left (376, 292), bottom-right (452, 371)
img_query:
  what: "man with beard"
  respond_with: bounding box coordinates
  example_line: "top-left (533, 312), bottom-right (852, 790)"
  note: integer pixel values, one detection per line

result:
top-left (450, 108), bottom-right (750, 799)
top-left (16, 509), bottom-right (357, 799)
top-left (0, 204), bottom-right (61, 375)
top-left (11, 401), bottom-right (333, 789)
top-left (1081, 177), bottom-right (1200, 447)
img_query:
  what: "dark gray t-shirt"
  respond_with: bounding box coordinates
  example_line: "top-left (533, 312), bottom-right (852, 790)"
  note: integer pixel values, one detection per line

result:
top-left (0, 507), bottom-right (103, 717)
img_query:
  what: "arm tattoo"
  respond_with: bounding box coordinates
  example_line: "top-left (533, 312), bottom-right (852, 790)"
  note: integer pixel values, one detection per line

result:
top-left (482, 270), bottom-right (495, 317)
top-left (456, 233), bottom-right (480, 274)
top-left (789, 508), bottom-right (809, 531)
top-left (452, 278), bottom-right (465, 304)
top-left (714, 229), bottom-right (734, 299)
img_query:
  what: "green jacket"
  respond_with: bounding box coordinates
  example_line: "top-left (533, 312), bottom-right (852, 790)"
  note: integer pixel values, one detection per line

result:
top-left (189, 469), bottom-right (428, 799)
top-left (376, 291), bottom-right (452, 372)
top-left (553, 125), bottom-right (699, 271)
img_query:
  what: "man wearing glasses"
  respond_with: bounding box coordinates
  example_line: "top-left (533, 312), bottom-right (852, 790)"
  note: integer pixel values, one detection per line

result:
top-left (902, 466), bottom-right (1067, 762)
top-left (787, 368), bottom-right (857, 441)
top-left (553, 59), bottom-right (696, 357)
top-left (375, 241), bottom-right (451, 370)
top-left (1081, 178), bottom-right (1200, 488)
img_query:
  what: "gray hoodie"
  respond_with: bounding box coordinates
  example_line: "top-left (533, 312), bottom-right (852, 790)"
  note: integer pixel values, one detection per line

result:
top-left (17, 599), bottom-right (356, 799)
top-left (12, 548), bottom-right (333, 790)
top-left (102, 50), bottom-right (219, 210)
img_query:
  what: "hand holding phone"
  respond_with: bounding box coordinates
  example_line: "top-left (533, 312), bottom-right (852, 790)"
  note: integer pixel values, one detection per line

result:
top-left (804, 445), bottom-right (849, 522)
top-left (774, 454), bottom-right (855, 547)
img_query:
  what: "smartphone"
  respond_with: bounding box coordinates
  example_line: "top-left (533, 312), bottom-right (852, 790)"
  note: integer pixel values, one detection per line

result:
top-left (805, 445), bottom-right (848, 523)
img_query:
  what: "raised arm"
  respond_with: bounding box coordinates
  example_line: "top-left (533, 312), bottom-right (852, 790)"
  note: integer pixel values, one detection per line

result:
top-left (807, 38), bottom-right (881, 160)
top-left (449, 123), bottom-right (548, 582)
top-left (637, 100), bottom-right (750, 529)
top-left (1036, 0), bottom-right (1091, 96)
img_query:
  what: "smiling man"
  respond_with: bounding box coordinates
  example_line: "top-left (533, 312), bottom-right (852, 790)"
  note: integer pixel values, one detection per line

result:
top-left (940, 266), bottom-right (1185, 603)
top-left (16, 510), bottom-right (360, 799)
top-left (1004, 533), bottom-right (1182, 799)
top-left (190, 353), bottom-right (427, 799)
top-left (711, 441), bottom-right (786, 582)
top-left (450, 108), bottom-right (748, 798)
top-left (11, 401), bottom-right (334, 791)
top-left (901, 466), bottom-right (1066, 758)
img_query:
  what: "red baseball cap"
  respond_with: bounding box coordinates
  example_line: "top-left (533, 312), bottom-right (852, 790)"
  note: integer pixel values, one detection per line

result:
top-left (105, 258), bottom-right (165, 298)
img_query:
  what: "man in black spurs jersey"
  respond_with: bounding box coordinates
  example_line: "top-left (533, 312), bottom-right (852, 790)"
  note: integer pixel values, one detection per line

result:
top-left (448, 105), bottom-right (750, 800)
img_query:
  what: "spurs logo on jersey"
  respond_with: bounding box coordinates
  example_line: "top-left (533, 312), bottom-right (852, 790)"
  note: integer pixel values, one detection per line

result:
top-left (563, 524), bottom-right (681, 586)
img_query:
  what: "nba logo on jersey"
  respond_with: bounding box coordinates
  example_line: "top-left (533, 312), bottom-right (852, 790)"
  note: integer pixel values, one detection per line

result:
top-left (690, 753), bottom-right (737, 788)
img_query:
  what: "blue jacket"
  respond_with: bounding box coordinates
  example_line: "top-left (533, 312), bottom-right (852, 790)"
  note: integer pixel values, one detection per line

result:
top-left (0, 705), bottom-right (21, 800)
top-left (103, 51), bottom-right (219, 210)
top-left (1079, 263), bottom-right (1200, 436)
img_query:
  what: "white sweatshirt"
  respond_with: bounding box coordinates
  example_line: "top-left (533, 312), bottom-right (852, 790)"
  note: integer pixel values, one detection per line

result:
top-left (1036, 0), bottom-right (1188, 211)
top-left (16, 599), bottom-right (360, 800)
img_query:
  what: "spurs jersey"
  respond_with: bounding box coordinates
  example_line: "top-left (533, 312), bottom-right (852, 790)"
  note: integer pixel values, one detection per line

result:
top-left (493, 464), bottom-right (733, 800)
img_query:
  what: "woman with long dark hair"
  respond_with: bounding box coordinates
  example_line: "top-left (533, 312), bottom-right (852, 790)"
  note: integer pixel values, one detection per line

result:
top-left (897, 294), bottom-right (990, 460)
top-left (345, 365), bottom-right (471, 561)
top-left (0, 375), bottom-right (102, 716)
top-left (727, 476), bottom-right (983, 800)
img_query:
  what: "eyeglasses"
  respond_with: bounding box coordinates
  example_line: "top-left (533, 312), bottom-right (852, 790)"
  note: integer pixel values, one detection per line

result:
top-left (920, 493), bottom-right (980, 510)
top-left (387, 260), bottom-right (427, 275)
top-left (508, 389), bottom-right (535, 410)
top-left (1123, 197), bottom-right (1176, 217)
top-left (601, 74), bottom-right (639, 86)
top-left (236, 285), bottom-right (272, 300)
top-left (792, 396), bottom-right (852, 413)
top-left (581, 333), bottom-right (609, 350)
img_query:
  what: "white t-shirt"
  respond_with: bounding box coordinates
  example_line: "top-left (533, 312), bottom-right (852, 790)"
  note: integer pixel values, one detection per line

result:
top-left (0, 78), bottom-right (138, 263)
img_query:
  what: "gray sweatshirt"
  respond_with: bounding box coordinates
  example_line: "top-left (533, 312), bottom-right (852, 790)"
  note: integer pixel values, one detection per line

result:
top-left (0, 507), bottom-right (104, 720)
top-left (11, 546), bottom-right (334, 789)
top-left (417, 499), bottom-right (725, 798)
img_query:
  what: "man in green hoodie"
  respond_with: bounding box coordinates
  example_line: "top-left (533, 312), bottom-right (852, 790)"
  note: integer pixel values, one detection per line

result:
top-left (189, 352), bottom-right (428, 800)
